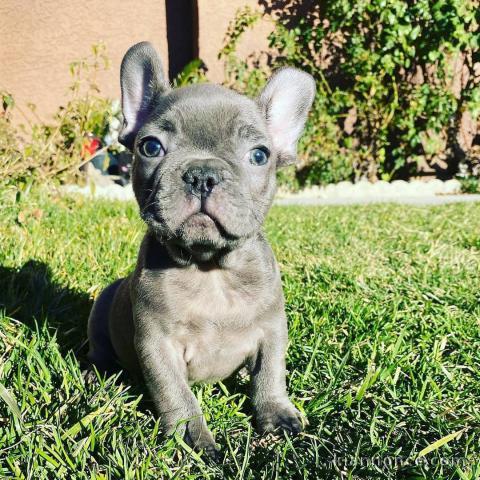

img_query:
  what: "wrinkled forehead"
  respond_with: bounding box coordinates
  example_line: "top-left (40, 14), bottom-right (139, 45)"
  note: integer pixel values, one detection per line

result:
top-left (150, 85), bottom-right (269, 150)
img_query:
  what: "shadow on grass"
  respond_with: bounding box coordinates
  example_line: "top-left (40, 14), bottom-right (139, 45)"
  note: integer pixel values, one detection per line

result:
top-left (0, 259), bottom-right (153, 399)
top-left (0, 259), bottom-right (92, 360)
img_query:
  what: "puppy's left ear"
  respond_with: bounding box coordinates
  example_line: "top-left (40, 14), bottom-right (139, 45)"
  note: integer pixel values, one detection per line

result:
top-left (257, 67), bottom-right (315, 167)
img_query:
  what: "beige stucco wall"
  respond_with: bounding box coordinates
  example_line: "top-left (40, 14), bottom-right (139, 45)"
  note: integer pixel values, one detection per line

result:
top-left (196, 0), bottom-right (272, 83)
top-left (0, 0), bottom-right (168, 122)
top-left (0, 1), bottom-right (270, 121)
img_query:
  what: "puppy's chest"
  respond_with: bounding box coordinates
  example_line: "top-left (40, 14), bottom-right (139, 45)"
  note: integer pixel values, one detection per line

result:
top-left (178, 325), bottom-right (263, 383)
top-left (165, 268), bottom-right (262, 327)
top-left (163, 268), bottom-right (266, 382)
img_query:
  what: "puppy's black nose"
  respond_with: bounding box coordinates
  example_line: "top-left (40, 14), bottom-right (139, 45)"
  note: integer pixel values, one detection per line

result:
top-left (182, 166), bottom-right (220, 197)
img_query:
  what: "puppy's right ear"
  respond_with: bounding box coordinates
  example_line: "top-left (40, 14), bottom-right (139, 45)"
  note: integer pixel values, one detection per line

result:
top-left (119, 42), bottom-right (170, 150)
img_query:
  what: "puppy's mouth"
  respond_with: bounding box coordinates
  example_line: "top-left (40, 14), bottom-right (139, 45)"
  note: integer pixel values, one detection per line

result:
top-left (180, 208), bottom-right (239, 242)
top-left (185, 211), bottom-right (215, 227)
top-left (142, 197), bottom-right (240, 246)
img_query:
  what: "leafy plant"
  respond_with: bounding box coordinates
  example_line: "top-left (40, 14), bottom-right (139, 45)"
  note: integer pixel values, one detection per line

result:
top-left (221, 2), bottom-right (480, 186)
top-left (172, 59), bottom-right (207, 87)
top-left (0, 44), bottom-right (121, 189)
top-left (458, 175), bottom-right (480, 193)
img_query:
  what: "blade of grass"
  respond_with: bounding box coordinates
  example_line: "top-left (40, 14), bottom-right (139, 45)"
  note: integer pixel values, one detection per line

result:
top-left (417, 428), bottom-right (466, 458)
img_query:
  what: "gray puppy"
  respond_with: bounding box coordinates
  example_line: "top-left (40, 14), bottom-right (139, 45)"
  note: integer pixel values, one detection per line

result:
top-left (88, 41), bottom-right (315, 457)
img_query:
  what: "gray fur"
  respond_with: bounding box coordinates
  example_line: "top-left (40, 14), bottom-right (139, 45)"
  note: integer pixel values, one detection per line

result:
top-left (88, 41), bottom-right (315, 457)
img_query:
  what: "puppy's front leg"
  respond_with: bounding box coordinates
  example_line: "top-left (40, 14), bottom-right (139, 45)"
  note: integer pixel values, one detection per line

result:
top-left (250, 318), bottom-right (304, 435)
top-left (135, 333), bottom-right (219, 457)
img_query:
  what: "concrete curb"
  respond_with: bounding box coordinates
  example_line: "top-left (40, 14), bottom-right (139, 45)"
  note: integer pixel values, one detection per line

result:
top-left (274, 194), bottom-right (480, 206)
top-left (61, 180), bottom-right (480, 206)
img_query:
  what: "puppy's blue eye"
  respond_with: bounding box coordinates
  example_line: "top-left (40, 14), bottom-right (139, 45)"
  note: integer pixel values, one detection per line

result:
top-left (139, 138), bottom-right (164, 158)
top-left (249, 147), bottom-right (269, 166)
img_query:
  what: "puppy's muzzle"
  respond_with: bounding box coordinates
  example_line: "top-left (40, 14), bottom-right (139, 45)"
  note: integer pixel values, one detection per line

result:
top-left (182, 165), bottom-right (221, 198)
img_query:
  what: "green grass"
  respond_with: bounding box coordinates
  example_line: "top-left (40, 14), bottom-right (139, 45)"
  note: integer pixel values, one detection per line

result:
top-left (0, 191), bottom-right (479, 479)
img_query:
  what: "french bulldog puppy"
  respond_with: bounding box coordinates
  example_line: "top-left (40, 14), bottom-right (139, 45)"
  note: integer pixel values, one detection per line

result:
top-left (87, 41), bottom-right (315, 458)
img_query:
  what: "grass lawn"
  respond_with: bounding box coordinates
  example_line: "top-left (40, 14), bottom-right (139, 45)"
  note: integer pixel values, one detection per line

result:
top-left (0, 191), bottom-right (479, 479)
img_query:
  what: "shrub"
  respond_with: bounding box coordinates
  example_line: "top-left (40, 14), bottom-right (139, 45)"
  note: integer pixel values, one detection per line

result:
top-left (0, 44), bottom-right (122, 190)
top-left (220, 2), bottom-right (480, 186)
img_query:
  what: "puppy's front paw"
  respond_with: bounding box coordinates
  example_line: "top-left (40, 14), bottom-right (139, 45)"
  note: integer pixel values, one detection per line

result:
top-left (184, 419), bottom-right (221, 461)
top-left (255, 401), bottom-right (305, 436)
